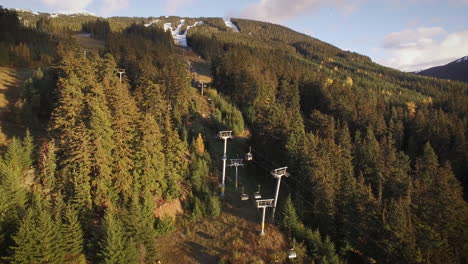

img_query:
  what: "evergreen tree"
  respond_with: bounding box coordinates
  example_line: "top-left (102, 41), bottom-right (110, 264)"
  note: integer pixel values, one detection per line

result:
top-left (61, 204), bottom-right (85, 263)
top-left (281, 195), bottom-right (301, 232)
top-left (134, 114), bottom-right (166, 197)
top-left (49, 70), bottom-right (92, 209)
top-left (37, 140), bottom-right (57, 196)
top-left (100, 209), bottom-right (138, 264)
top-left (412, 143), bottom-right (468, 263)
top-left (161, 112), bottom-right (187, 198)
top-left (86, 85), bottom-right (115, 207)
top-left (122, 192), bottom-right (157, 263)
top-left (99, 54), bottom-right (139, 201)
top-left (11, 195), bottom-right (64, 264)
top-left (354, 126), bottom-right (384, 196)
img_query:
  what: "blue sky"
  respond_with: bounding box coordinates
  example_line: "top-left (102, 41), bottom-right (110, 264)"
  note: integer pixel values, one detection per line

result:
top-left (3, 0), bottom-right (468, 71)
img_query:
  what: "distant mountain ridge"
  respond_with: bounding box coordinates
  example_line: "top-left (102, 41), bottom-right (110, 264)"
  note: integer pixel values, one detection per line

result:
top-left (415, 56), bottom-right (468, 82)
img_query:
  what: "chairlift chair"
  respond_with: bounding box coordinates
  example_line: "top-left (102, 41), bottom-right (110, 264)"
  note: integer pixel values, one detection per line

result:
top-left (288, 248), bottom-right (297, 259)
top-left (241, 186), bottom-right (249, 201)
top-left (288, 238), bottom-right (297, 259)
top-left (254, 185), bottom-right (261, 199)
top-left (245, 146), bottom-right (253, 161)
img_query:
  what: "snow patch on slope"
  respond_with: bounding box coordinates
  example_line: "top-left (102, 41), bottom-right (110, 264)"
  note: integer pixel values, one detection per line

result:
top-left (455, 56), bottom-right (468, 63)
top-left (49, 11), bottom-right (95, 18)
top-left (164, 19), bottom-right (203, 47)
top-left (13, 8), bottom-right (39, 15)
top-left (224, 18), bottom-right (239, 32)
top-left (145, 19), bottom-right (160, 27)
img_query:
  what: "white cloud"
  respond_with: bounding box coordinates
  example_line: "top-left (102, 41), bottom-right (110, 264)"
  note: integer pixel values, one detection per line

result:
top-left (238, 0), bottom-right (361, 23)
top-left (40, 0), bottom-right (94, 12)
top-left (164, 0), bottom-right (193, 14)
top-left (39, 0), bottom-right (128, 16)
top-left (379, 27), bottom-right (468, 72)
top-left (100, 0), bottom-right (129, 16)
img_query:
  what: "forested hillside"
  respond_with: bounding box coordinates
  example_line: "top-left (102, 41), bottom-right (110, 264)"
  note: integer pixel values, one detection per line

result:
top-left (0, 6), bottom-right (467, 264)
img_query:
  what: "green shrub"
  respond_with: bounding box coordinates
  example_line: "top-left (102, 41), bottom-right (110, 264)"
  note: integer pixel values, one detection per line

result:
top-left (155, 216), bottom-right (176, 236)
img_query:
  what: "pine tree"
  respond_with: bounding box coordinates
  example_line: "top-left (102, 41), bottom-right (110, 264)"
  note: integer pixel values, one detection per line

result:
top-left (190, 157), bottom-right (208, 192)
top-left (122, 192), bottom-right (158, 263)
top-left (134, 78), bottom-right (167, 123)
top-left (412, 143), bottom-right (468, 263)
top-left (11, 195), bottom-right (64, 264)
top-left (354, 126), bottom-right (384, 195)
top-left (49, 70), bottom-right (92, 209)
top-left (86, 87), bottom-right (115, 207)
top-left (0, 137), bottom-right (28, 211)
top-left (99, 54), bottom-right (139, 201)
top-left (161, 111), bottom-right (187, 198)
top-left (37, 140), bottom-right (57, 196)
top-left (100, 209), bottom-right (138, 264)
top-left (9, 210), bottom-right (35, 263)
top-left (0, 136), bottom-right (33, 255)
top-left (61, 205), bottom-right (85, 263)
top-left (134, 114), bottom-right (166, 197)
top-left (281, 195), bottom-right (301, 232)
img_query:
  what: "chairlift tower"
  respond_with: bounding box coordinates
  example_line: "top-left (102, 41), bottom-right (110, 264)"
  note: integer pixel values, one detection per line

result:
top-left (271, 167), bottom-right (288, 220)
top-left (199, 81), bottom-right (205, 96)
top-left (218, 131), bottom-right (232, 197)
top-left (256, 199), bottom-right (274, 236)
top-left (227, 158), bottom-right (244, 190)
top-left (117, 69), bottom-right (125, 83)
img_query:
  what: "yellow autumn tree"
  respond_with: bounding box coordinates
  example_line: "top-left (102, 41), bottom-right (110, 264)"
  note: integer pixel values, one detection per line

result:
top-left (194, 133), bottom-right (205, 156)
top-left (406, 101), bottom-right (417, 119)
top-left (344, 76), bottom-right (353, 87)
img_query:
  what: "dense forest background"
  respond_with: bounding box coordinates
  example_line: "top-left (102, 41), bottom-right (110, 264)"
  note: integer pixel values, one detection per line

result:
top-left (0, 6), bottom-right (467, 264)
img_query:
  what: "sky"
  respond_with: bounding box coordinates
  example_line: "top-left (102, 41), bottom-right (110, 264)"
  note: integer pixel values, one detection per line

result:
top-left (2, 0), bottom-right (468, 72)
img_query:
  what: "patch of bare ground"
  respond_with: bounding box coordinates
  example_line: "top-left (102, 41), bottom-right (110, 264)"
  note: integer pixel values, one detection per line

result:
top-left (154, 198), bottom-right (185, 219)
top-left (72, 33), bottom-right (105, 51)
top-left (0, 67), bottom-right (34, 147)
top-left (179, 47), bottom-right (213, 83)
top-left (155, 208), bottom-right (287, 264)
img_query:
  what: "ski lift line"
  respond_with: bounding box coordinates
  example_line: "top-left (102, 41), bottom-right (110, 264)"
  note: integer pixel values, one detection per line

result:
top-left (250, 147), bottom-right (289, 173)
top-left (248, 152), bottom-right (317, 201)
top-left (249, 148), bottom-right (320, 209)
top-left (249, 147), bottom-right (315, 191)
top-left (242, 149), bottom-right (326, 240)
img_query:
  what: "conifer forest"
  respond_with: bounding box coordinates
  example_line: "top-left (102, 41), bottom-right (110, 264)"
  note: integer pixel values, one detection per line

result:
top-left (0, 6), bottom-right (467, 264)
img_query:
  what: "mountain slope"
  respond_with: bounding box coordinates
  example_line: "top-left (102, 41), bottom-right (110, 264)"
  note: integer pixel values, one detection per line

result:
top-left (2, 7), bottom-right (468, 264)
top-left (416, 56), bottom-right (468, 82)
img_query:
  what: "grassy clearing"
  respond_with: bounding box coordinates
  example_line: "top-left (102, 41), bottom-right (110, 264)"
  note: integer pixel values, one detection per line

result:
top-left (180, 48), bottom-right (213, 83)
top-left (0, 67), bottom-right (33, 146)
top-left (155, 206), bottom-right (288, 263)
top-left (73, 33), bottom-right (105, 51)
top-left (156, 89), bottom-right (292, 263)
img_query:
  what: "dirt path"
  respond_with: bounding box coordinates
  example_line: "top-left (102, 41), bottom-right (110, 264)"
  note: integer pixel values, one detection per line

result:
top-left (0, 67), bottom-right (33, 146)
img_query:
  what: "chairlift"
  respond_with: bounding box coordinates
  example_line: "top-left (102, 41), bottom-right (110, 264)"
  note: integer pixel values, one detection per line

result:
top-left (288, 239), bottom-right (297, 259)
top-left (245, 146), bottom-right (253, 161)
top-left (288, 248), bottom-right (297, 259)
top-left (241, 186), bottom-right (249, 201)
top-left (254, 185), bottom-right (261, 199)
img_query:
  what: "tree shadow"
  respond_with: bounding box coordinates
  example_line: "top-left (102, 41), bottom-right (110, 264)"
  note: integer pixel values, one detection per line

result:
top-left (184, 241), bottom-right (220, 264)
top-left (196, 231), bottom-right (214, 240)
